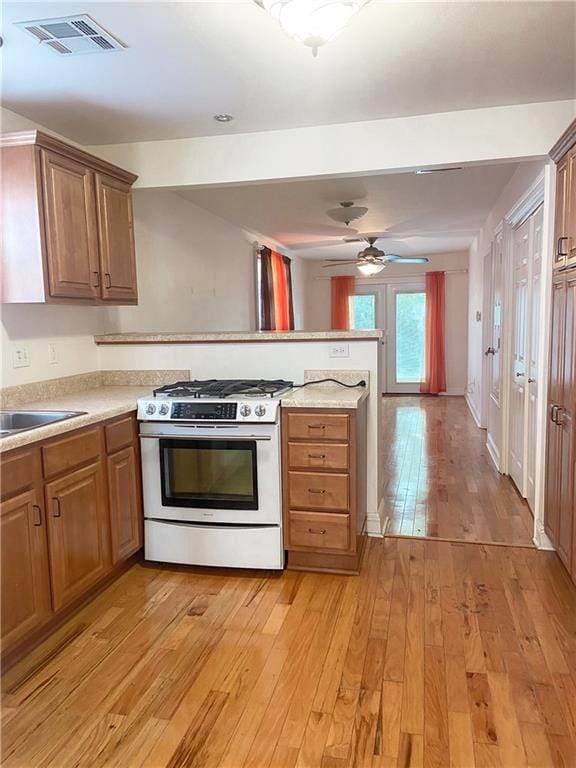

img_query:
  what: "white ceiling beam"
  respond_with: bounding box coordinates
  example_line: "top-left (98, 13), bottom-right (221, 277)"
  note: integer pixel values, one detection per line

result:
top-left (88, 100), bottom-right (575, 190)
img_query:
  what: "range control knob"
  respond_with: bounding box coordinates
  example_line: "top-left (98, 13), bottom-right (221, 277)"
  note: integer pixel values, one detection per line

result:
top-left (239, 404), bottom-right (252, 418)
top-left (255, 405), bottom-right (267, 418)
top-left (158, 403), bottom-right (170, 416)
top-left (145, 403), bottom-right (156, 415)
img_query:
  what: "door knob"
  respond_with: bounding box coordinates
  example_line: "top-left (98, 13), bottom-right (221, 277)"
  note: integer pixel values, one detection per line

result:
top-left (528, 378), bottom-right (535, 384)
top-left (515, 372), bottom-right (524, 377)
top-left (484, 347), bottom-right (496, 356)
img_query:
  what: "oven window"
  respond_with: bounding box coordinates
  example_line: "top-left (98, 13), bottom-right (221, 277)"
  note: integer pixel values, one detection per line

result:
top-left (160, 439), bottom-right (258, 510)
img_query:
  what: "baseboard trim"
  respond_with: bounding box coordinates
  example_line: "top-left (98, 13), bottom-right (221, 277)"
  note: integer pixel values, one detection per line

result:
top-left (486, 434), bottom-right (501, 472)
top-left (465, 393), bottom-right (481, 427)
top-left (366, 498), bottom-right (385, 537)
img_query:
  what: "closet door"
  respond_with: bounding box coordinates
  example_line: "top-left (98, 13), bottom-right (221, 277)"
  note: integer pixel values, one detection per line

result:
top-left (526, 206), bottom-right (543, 510)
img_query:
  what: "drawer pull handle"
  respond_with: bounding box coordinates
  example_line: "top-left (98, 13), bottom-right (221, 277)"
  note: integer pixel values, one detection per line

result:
top-left (308, 528), bottom-right (327, 535)
top-left (52, 497), bottom-right (62, 518)
top-left (308, 488), bottom-right (326, 494)
top-left (308, 424), bottom-right (326, 430)
top-left (32, 504), bottom-right (43, 526)
top-left (308, 453), bottom-right (326, 459)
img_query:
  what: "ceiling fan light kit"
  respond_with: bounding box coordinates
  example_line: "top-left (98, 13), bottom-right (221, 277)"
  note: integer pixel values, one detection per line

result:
top-left (326, 201), bottom-right (369, 226)
top-left (357, 261), bottom-right (385, 276)
top-left (255, 0), bottom-right (370, 55)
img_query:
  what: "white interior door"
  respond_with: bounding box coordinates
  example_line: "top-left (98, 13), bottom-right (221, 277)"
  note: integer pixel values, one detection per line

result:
top-left (509, 218), bottom-right (530, 492)
top-left (486, 231), bottom-right (503, 466)
top-left (526, 205), bottom-right (543, 511)
top-left (385, 283), bottom-right (426, 394)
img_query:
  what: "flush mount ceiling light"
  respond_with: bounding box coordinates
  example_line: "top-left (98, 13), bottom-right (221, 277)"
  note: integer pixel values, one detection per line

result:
top-left (326, 201), bottom-right (369, 226)
top-left (213, 114), bottom-right (234, 123)
top-left (255, 0), bottom-right (370, 55)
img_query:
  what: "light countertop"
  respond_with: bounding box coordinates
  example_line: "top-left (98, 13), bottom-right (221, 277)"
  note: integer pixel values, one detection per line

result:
top-left (94, 330), bottom-right (383, 345)
top-left (281, 383), bottom-right (368, 409)
top-left (0, 386), bottom-right (150, 453)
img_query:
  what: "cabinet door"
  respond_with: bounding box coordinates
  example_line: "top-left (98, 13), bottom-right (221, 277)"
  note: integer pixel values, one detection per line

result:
top-left (554, 156), bottom-right (570, 269)
top-left (95, 173), bottom-right (137, 302)
top-left (560, 274), bottom-right (576, 574)
top-left (45, 462), bottom-right (111, 612)
top-left (107, 446), bottom-right (142, 564)
top-left (567, 149), bottom-right (576, 268)
top-left (1, 489), bottom-right (52, 650)
top-left (545, 277), bottom-right (566, 545)
top-left (41, 150), bottom-right (100, 299)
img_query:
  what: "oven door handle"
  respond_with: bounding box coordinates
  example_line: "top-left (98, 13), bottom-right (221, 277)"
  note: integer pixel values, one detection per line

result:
top-left (139, 434), bottom-right (272, 441)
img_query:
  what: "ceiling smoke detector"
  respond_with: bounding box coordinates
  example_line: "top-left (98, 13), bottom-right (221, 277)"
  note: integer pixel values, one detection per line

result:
top-left (326, 201), bottom-right (368, 226)
top-left (15, 15), bottom-right (126, 55)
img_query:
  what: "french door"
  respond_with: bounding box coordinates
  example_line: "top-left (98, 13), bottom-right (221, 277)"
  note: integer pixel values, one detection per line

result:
top-left (350, 281), bottom-right (426, 394)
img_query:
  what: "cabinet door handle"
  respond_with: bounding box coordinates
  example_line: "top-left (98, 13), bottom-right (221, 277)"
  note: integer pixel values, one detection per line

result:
top-left (557, 236), bottom-right (568, 257)
top-left (52, 497), bottom-right (62, 517)
top-left (308, 488), bottom-right (326, 494)
top-left (555, 407), bottom-right (565, 426)
top-left (105, 273), bottom-right (112, 289)
top-left (32, 504), bottom-right (43, 526)
top-left (308, 453), bottom-right (326, 460)
top-left (93, 271), bottom-right (100, 288)
top-left (308, 528), bottom-right (327, 535)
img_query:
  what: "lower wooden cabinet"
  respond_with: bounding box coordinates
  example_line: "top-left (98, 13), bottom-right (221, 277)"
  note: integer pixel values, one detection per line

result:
top-left (45, 461), bottom-right (111, 612)
top-left (0, 489), bottom-right (52, 649)
top-left (108, 445), bottom-right (142, 564)
top-left (0, 413), bottom-right (143, 662)
top-left (282, 402), bottom-right (367, 574)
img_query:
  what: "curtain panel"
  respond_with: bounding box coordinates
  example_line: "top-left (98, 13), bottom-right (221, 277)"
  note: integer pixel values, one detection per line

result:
top-left (331, 276), bottom-right (355, 330)
top-left (420, 271), bottom-right (447, 394)
top-left (258, 247), bottom-right (295, 331)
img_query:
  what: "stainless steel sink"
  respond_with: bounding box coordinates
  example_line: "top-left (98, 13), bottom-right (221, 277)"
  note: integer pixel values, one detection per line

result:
top-left (0, 410), bottom-right (87, 437)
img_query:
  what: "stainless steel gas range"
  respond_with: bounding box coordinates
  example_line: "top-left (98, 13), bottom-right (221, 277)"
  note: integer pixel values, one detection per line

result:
top-left (137, 379), bottom-right (292, 570)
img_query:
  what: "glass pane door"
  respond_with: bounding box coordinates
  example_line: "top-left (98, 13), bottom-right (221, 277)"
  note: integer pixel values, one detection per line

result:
top-left (350, 293), bottom-right (377, 329)
top-left (386, 285), bottom-right (426, 393)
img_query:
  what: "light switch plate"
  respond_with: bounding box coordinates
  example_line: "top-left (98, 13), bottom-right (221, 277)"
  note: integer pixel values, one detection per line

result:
top-left (48, 343), bottom-right (58, 365)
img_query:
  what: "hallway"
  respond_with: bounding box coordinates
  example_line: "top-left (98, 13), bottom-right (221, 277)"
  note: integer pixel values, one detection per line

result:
top-left (382, 396), bottom-right (535, 546)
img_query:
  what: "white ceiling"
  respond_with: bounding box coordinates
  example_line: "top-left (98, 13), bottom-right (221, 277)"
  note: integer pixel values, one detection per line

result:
top-left (2, 1), bottom-right (575, 145)
top-left (176, 161), bottom-right (522, 259)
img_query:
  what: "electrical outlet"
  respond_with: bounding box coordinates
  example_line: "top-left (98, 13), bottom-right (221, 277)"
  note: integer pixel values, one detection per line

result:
top-left (48, 343), bottom-right (58, 365)
top-left (13, 347), bottom-right (30, 368)
top-left (329, 343), bottom-right (350, 358)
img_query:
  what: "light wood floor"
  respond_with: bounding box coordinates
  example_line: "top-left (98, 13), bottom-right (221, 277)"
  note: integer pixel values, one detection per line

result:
top-left (382, 396), bottom-right (535, 546)
top-left (2, 538), bottom-right (576, 767)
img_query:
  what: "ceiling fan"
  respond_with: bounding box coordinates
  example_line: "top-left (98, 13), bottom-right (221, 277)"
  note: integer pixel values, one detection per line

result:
top-left (323, 236), bottom-right (429, 275)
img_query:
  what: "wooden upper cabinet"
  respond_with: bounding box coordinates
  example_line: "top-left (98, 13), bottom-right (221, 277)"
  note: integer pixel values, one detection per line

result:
top-left (96, 173), bottom-right (137, 302)
top-left (551, 119), bottom-right (576, 270)
top-left (0, 131), bottom-right (138, 305)
top-left (0, 488), bottom-right (52, 651)
top-left (567, 149), bottom-right (576, 268)
top-left (41, 150), bottom-right (100, 300)
top-left (553, 156), bottom-right (570, 269)
top-left (45, 461), bottom-right (111, 612)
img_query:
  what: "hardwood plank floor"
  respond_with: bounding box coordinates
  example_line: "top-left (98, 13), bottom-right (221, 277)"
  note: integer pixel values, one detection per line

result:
top-left (3, 539), bottom-right (575, 767)
top-left (382, 396), bottom-right (535, 546)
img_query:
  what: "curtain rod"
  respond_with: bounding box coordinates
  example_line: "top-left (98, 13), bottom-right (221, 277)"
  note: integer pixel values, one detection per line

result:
top-left (314, 268), bottom-right (468, 281)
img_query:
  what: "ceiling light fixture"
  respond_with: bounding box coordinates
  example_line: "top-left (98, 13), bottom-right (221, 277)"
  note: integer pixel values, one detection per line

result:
top-left (326, 201), bottom-right (369, 226)
top-left (255, 0), bottom-right (370, 56)
top-left (213, 114), bottom-right (234, 123)
top-left (357, 261), bottom-right (385, 276)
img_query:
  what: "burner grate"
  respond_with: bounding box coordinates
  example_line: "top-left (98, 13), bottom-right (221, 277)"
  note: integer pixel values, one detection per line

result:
top-left (153, 379), bottom-right (293, 399)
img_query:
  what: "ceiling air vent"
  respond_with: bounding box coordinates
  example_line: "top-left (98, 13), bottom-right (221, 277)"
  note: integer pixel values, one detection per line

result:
top-left (15, 14), bottom-right (126, 55)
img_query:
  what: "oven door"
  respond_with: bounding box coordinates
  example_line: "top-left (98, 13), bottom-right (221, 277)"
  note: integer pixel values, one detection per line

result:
top-left (140, 422), bottom-right (281, 525)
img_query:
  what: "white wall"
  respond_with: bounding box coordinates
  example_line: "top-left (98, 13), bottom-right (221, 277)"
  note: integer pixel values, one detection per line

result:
top-left (466, 161), bottom-right (546, 421)
top-left (303, 251), bottom-right (469, 394)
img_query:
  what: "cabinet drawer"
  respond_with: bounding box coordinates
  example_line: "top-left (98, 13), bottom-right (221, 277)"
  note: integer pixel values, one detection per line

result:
top-left (42, 427), bottom-right (102, 479)
top-left (287, 442), bottom-right (349, 471)
top-left (105, 416), bottom-right (135, 454)
top-left (288, 471), bottom-right (349, 511)
top-left (289, 511), bottom-right (349, 551)
top-left (1, 447), bottom-right (41, 500)
top-left (286, 412), bottom-right (349, 442)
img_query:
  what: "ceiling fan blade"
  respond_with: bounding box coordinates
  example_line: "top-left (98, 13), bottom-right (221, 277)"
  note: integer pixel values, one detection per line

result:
top-left (385, 256), bottom-right (430, 264)
top-left (322, 261), bottom-right (363, 268)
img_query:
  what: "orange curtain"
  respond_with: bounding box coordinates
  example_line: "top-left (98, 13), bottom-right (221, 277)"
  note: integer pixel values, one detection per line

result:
top-left (271, 250), bottom-right (290, 331)
top-left (420, 271), bottom-right (446, 394)
top-left (331, 276), bottom-right (355, 330)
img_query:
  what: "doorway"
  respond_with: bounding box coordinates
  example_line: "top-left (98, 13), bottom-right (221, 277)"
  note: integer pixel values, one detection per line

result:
top-left (350, 281), bottom-right (426, 394)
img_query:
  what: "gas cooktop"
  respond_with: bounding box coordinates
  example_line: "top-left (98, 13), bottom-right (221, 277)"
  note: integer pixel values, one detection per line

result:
top-left (152, 379), bottom-right (294, 399)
